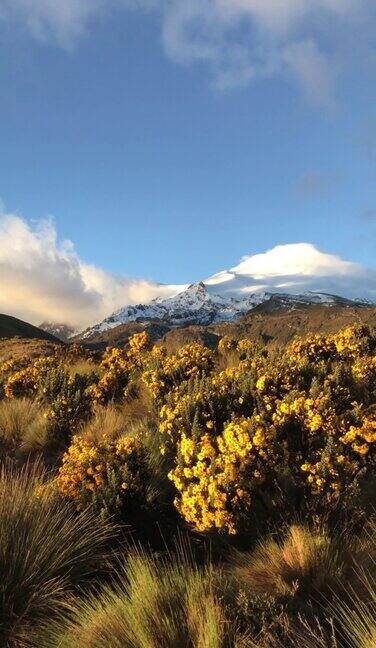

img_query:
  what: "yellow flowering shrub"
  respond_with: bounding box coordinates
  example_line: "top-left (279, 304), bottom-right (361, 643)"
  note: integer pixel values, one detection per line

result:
top-left (289, 325), bottom-right (375, 364)
top-left (142, 342), bottom-right (214, 401)
top-left (4, 356), bottom-right (57, 398)
top-left (352, 355), bottom-right (376, 388)
top-left (87, 347), bottom-right (130, 404)
top-left (163, 326), bottom-right (376, 534)
top-left (159, 361), bottom-right (256, 448)
top-left (1, 322), bottom-right (375, 534)
top-left (39, 369), bottom-right (94, 438)
top-left (236, 338), bottom-right (261, 359)
top-left (57, 433), bottom-right (146, 514)
top-left (218, 335), bottom-right (238, 354)
top-left (169, 415), bottom-right (282, 534)
top-left (289, 333), bottom-right (337, 363)
top-left (332, 324), bottom-right (375, 358)
top-left (87, 333), bottom-right (152, 404)
top-left (127, 331), bottom-right (151, 358)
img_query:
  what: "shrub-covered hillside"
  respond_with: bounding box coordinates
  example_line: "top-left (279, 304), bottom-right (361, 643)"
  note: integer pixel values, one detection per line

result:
top-left (0, 325), bottom-right (375, 646)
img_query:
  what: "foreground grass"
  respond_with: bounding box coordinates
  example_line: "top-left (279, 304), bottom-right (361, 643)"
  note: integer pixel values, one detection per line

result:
top-left (30, 522), bottom-right (375, 648)
top-left (0, 461), bottom-right (115, 647)
top-left (39, 552), bottom-right (246, 648)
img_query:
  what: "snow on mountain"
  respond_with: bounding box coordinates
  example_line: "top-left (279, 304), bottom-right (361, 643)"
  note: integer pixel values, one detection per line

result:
top-left (79, 285), bottom-right (369, 340)
top-left (78, 244), bottom-right (376, 340)
top-left (39, 322), bottom-right (77, 342)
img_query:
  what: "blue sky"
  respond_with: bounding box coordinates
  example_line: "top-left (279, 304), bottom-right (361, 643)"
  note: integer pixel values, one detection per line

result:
top-left (0, 1), bottom-right (375, 326)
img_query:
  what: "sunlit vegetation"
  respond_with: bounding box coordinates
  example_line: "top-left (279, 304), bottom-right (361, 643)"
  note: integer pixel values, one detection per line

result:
top-left (0, 325), bottom-right (375, 646)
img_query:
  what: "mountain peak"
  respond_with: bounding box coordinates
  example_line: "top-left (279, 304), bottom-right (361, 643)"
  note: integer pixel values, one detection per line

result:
top-left (186, 282), bottom-right (207, 294)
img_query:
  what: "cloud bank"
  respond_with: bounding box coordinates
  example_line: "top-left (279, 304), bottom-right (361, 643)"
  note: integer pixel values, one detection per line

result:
top-left (0, 0), bottom-right (374, 106)
top-left (0, 211), bottom-right (183, 329)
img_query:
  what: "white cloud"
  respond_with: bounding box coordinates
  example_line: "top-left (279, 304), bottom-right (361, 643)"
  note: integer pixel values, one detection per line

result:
top-left (205, 242), bottom-right (376, 301)
top-left (0, 210), bottom-right (183, 329)
top-left (282, 39), bottom-right (335, 109)
top-left (0, 0), bottom-right (374, 104)
top-left (0, 0), bottom-right (105, 46)
top-left (160, 0), bottom-right (370, 103)
top-left (231, 243), bottom-right (360, 278)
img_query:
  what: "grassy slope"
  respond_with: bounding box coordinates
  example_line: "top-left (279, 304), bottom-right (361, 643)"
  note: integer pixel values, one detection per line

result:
top-left (0, 313), bottom-right (64, 363)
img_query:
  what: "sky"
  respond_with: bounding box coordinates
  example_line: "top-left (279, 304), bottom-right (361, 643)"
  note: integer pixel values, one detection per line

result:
top-left (0, 0), bottom-right (375, 327)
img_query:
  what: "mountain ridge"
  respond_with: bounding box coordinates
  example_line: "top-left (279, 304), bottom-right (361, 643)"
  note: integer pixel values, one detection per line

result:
top-left (0, 314), bottom-right (63, 344)
top-left (78, 282), bottom-right (374, 341)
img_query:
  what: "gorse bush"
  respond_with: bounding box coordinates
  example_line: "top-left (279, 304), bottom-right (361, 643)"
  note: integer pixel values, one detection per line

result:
top-left (159, 325), bottom-right (376, 534)
top-left (57, 431), bottom-right (148, 516)
top-left (87, 332), bottom-right (151, 404)
top-left (142, 342), bottom-right (214, 401)
top-left (39, 368), bottom-right (94, 441)
top-left (0, 461), bottom-right (114, 647)
top-left (1, 326), bottom-right (375, 534)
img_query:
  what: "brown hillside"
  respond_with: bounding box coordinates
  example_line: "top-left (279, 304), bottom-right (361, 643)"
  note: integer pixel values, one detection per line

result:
top-left (210, 304), bottom-right (376, 347)
top-left (80, 305), bottom-right (376, 352)
top-left (78, 321), bottom-right (171, 351)
top-left (0, 338), bottom-right (62, 363)
top-left (0, 314), bottom-right (64, 363)
top-left (0, 314), bottom-right (63, 344)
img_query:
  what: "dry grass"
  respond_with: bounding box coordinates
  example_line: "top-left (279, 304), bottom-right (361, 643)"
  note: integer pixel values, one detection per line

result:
top-left (79, 403), bottom-right (128, 444)
top-left (66, 359), bottom-right (101, 379)
top-left (233, 526), bottom-right (345, 599)
top-left (332, 568), bottom-right (376, 648)
top-left (0, 338), bottom-right (59, 363)
top-left (122, 383), bottom-right (156, 427)
top-left (39, 552), bottom-right (237, 648)
top-left (0, 461), bottom-right (115, 647)
top-left (0, 397), bottom-right (49, 456)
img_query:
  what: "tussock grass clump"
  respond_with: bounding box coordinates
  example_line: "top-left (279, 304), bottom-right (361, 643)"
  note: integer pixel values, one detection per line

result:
top-left (333, 569), bottom-right (376, 648)
top-left (0, 461), bottom-right (115, 647)
top-left (0, 397), bottom-right (48, 457)
top-left (233, 525), bottom-right (345, 599)
top-left (39, 551), bottom-right (242, 648)
top-left (79, 403), bottom-right (128, 444)
top-left (66, 359), bottom-right (101, 379)
top-left (285, 569), bottom-right (376, 648)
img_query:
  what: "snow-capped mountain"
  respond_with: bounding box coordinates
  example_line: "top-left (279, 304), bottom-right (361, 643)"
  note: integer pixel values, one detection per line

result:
top-left (77, 244), bottom-right (376, 340)
top-left (39, 322), bottom-right (77, 342)
top-left (79, 283), bottom-right (371, 340)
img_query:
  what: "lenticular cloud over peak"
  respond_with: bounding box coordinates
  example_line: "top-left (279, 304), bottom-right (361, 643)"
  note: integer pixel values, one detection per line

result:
top-left (230, 244), bottom-right (361, 278)
top-left (204, 243), bottom-right (375, 302)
